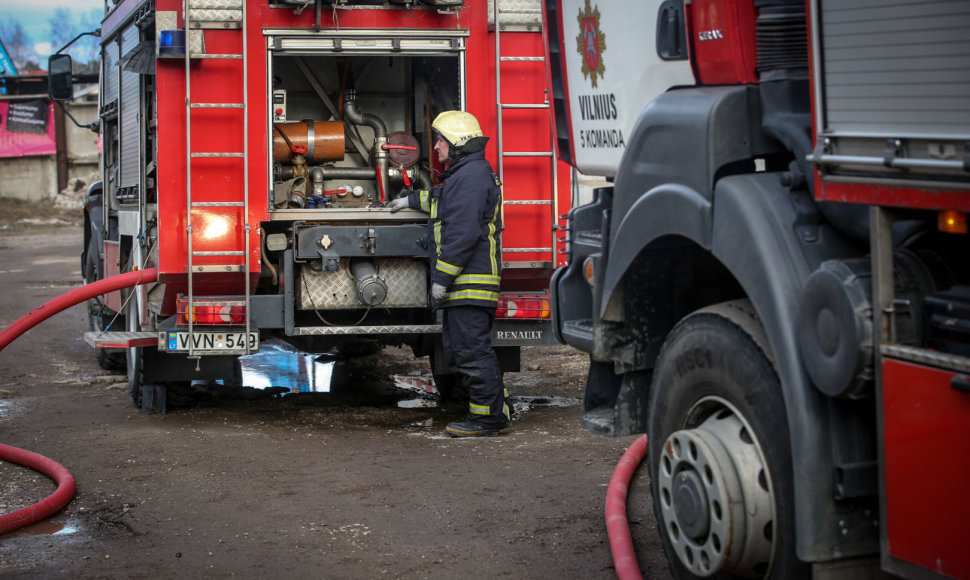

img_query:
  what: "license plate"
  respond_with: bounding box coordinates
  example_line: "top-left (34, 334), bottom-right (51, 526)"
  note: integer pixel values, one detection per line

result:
top-left (163, 331), bottom-right (259, 353)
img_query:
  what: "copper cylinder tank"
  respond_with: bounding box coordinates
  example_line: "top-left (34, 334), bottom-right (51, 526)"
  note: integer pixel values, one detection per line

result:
top-left (272, 121), bottom-right (345, 163)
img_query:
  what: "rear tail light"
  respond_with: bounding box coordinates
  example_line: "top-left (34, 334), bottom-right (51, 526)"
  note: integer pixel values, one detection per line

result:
top-left (176, 297), bottom-right (246, 326)
top-left (938, 210), bottom-right (967, 234)
top-left (496, 294), bottom-right (551, 320)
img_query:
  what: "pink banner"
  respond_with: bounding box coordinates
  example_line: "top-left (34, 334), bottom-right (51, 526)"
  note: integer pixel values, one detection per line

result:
top-left (0, 99), bottom-right (56, 157)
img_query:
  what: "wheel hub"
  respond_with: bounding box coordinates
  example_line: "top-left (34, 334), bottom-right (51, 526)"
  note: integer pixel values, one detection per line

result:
top-left (657, 399), bottom-right (775, 578)
top-left (672, 470), bottom-right (709, 540)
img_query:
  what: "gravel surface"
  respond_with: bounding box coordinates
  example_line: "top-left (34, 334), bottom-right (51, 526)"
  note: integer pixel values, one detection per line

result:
top-left (0, 210), bottom-right (670, 579)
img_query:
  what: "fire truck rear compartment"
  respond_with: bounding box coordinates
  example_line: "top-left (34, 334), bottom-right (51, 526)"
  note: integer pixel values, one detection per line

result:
top-left (259, 49), bottom-right (459, 319)
top-left (268, 51), bottom-right (460, 210)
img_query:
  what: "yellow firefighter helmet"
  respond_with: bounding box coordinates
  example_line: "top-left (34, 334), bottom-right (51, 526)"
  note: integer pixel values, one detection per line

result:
top-left (432, 110), bottom-right (484, 149)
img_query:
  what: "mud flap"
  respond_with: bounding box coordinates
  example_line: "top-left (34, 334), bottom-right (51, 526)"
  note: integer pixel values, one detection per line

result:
top-left (613, 370), bottom-right (651, 436)
top-left (582, 361), bottom-right (650, 437)
top-left (141, 384), bottom-right (166, 414)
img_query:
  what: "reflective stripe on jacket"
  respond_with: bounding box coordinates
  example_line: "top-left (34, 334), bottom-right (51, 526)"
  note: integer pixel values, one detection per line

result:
top-left (407, 151), bottom-right (503, 309)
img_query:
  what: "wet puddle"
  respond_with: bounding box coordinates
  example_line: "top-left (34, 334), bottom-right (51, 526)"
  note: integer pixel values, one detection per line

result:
top-left (15, 520), bottom-right (78, 536)
top-left (386, 373), bottom-right (579, 416)
top-left (0, 517), bottom-right (80, 546)
top-left (238, 340), bottom-right (339, 394)
top-left (512, 395), bottom-right (581, 415)
top-left (391, 374), bottom-right (440, 408)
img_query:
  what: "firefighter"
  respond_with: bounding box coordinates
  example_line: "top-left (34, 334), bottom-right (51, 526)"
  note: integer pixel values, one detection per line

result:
top-left (388, 111), bottom-right (511, 437)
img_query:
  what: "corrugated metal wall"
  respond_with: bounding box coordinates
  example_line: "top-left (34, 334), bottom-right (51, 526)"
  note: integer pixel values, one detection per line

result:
top-left (819, 0), bottom-right (970, 137)
top-left (119, 24), bottom-right (141, 191)
top-left (103, 38), bottom-right (119, 109)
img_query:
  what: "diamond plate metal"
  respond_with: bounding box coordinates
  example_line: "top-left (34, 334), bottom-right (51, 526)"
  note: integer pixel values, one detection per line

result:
top-left (300, 259), bottom-right (428, 310)
top-left (188, 0), bottom-right (242, 10)
top-left (156, 11), bottom-right (204, 54)
top-left (188, 0), bottom-right (242, 28)
top-left (294, 325), bottom-right (442, 336)
top-left (487, 0), bottom-right (542, 30)
top-left (188, 9), bottom-right (243, 25)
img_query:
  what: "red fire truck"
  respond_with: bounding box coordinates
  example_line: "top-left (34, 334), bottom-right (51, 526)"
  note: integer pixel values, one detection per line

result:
top-left (545, 0), bottom-right (969, 578)
top-left (48, 0), bottom-right (570, 409)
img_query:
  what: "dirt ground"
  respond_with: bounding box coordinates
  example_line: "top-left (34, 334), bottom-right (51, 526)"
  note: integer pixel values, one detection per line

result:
top-left (0, 205), bottom-right (671, 579)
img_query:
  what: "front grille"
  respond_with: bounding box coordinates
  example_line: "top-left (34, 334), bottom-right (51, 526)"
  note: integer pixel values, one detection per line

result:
top-left (756, 2), bottom-right (808, 81)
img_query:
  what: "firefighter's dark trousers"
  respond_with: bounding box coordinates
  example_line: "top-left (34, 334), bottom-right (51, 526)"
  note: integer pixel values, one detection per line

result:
top-left (441, 305), bottom-right (510, 426)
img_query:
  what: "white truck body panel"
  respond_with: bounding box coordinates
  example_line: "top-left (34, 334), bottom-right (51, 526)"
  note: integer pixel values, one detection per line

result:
top-left (557, 0), bottom-right (694, 178)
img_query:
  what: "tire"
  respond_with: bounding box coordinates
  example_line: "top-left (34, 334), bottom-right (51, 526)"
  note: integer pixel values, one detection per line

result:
top-left (85, 239), bottom-right (126, 371)
top-left (127, 346), bottom-right (197, 411)
top-left (337, 341), bottom-right (382, 358)
top-left (127, 346), bottom-right (144, 408)
top-left (647, 300), bottom-right (808, 580)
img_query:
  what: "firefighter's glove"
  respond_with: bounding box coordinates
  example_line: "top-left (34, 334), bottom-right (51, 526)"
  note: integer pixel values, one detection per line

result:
top-left (431, 283), bottom-right (449, 302)
top-left (387, 197), bottom-right (409, 213)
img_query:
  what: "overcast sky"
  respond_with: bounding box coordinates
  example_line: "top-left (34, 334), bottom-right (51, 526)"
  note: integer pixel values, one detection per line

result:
top-left (0, 0), bottom-right (103, 56)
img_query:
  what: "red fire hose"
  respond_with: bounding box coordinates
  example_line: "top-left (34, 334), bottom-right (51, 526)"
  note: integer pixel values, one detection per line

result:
top-left (606, 434), bottom-right (648, 580)
top-left (0, 443), bottom-right (76, 534)
top-left (0, 268), bottom-right (158, 533)
top-left (0, 268), bottom-right (158, 352)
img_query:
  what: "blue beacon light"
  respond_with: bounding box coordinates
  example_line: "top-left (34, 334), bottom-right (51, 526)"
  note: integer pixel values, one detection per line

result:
top-left (158, 30), bottom-right (186, 57)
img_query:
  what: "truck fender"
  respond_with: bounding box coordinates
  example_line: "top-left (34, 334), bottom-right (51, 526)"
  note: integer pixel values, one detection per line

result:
top-left (710, 173), bottom-right (873, 562)
top-left (599, 182), bottom-right (711, 321)
top-left (600, 171), bottom-right (871, 561)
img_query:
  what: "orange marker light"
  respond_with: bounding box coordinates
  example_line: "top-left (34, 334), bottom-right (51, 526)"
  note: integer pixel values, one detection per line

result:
top-left (938, 211), bottom-right (967, 234)
top-left (583, 257), bottom-right (596, 286)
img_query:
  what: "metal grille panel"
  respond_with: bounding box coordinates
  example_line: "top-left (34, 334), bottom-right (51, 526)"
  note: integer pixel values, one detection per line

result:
top-left (299, 259), bottom-right (428, 310)
top-left (819, 0), bottom-right (970, 137)
top-left (119, 24), bottom-right (141, 191)
top-left (103, 38), bottom-right (119, 105)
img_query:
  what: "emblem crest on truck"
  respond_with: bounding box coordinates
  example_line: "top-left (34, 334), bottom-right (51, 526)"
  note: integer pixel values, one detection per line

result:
top-left (575, 0), bottom-right (606, 88)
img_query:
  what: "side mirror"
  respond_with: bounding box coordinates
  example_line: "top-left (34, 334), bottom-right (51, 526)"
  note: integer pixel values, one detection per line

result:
top-left (48, 54), bottom-right (74, 101)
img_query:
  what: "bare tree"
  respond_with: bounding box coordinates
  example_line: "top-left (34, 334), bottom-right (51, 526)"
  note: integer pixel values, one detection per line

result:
top-left (0, 15), bottom-right (36, 72)
top-left (77, 9), bottom-right (103, 67)
top-left (48, 7), bottom-right (77, 57)
top-left (45, 7), bottom-right (101, 73)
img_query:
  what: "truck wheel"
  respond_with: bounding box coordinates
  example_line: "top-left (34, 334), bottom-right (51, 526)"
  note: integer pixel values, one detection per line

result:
top-left (647, 300), bottom-right (807, 579)
top-left (127, 347), bottom-right (197, 411)
top-left (127, 346), bottom-right (144, 408)
top-left (85, 240), bottom-right (126, 371)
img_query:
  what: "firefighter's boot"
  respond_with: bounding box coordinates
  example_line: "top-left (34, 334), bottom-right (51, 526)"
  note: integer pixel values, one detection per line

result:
top-left (445, 351), bottom-right (510, 437)
top-left (445, 418), bottom-right (506, 437)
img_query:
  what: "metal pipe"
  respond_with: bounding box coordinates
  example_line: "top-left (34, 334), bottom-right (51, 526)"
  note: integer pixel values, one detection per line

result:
top-left (388, 166), bottom-right (432, 191)
top-left (284, 164), bottom-right (378, 182)
top-left (342, 90), bottom-right (387, 141)
top-left (312, 165), bottom-right (378, 180)
top-left (414, 168), bottom-right (431, 190)
top-left (343, 90), bottom-right (389, 202)
top-left (809, 153), bottom-right (968, 172)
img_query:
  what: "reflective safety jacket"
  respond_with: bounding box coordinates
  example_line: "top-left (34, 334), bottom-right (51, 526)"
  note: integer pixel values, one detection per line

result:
top-left (406, 151), bottom-right (503, 310)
